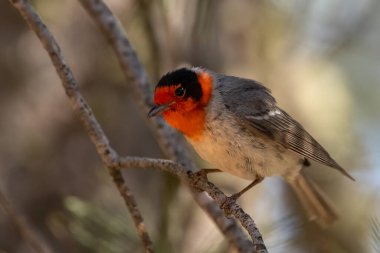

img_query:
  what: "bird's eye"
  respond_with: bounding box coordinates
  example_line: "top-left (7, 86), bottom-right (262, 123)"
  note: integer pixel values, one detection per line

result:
top-left (175, 86), bottom-right (186, 97)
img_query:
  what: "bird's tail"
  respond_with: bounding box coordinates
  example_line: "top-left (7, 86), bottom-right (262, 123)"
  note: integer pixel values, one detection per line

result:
top-left (286, 171), bottom-right (338, 227)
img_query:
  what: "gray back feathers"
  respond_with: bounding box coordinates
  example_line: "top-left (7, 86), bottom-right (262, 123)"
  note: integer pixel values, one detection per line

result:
top-left (213, 73), bottom-right (354, 180)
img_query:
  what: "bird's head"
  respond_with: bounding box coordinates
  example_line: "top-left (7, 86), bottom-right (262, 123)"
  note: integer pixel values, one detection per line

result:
top-left (148, 67), bottom-right (213, 139)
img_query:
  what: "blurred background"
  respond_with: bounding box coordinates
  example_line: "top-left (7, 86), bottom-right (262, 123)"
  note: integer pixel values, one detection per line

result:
top-left (1, 0), bottom-right (379, 252)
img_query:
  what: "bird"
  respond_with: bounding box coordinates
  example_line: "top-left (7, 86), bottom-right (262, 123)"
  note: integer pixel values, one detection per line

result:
top-left (148, 67), bottom-right (354, 226)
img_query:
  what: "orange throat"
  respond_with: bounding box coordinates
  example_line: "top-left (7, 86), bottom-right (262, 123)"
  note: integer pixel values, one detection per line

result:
top-left (163, 107), bottom-right (206, 140)
top-left (155, 69), bottom-right (213, 141)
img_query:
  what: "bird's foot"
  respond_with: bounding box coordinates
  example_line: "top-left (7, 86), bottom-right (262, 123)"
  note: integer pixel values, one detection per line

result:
top-left (221, 194), bottom-right (239, 212)
top-left (187, 168), bottom-right (221, 192)
top-left (190, 168), bottom-right (221, 181)
top-left (220, 178), bottom-right (264, 216)
top-left (198, 168), bottom-right (222, 176)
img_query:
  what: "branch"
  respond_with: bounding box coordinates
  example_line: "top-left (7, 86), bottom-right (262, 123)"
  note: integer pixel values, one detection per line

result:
top-left (8, 1), bottom-right (154, 252)
top-left (0, 188), bottom-right (53, 253)
top-left (78, 0), bottom-right (195, 167)
top-left (118, 157), bottom-right (267, 252)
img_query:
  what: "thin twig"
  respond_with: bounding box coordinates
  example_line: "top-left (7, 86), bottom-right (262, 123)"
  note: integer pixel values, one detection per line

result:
top-left (78, 0), bottom-right (195, 167)
top-left (0, 188), bottom-right (53, 253)
top-left (8, 1), bottom-right (154, 252)
top-left (118, 157), bottom-right (268, 252)
top-left (109, 167), bottom-right (153, 252)
top-left (77, 0), bottom-right (261, 252)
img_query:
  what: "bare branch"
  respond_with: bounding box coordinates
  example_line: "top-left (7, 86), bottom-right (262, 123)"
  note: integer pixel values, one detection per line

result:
top-left (118, 157), bottom-right (268, 252)
top-left (78, 0), bottom-right (195, 168)
top-left (77, 0), bottom-right (260, 251)
top-left (8, 1), bottom-right (154, 252)
top-left (109, 168), bottom-right (154, 252)
top-left (0, 188), bottom-right (53, 253)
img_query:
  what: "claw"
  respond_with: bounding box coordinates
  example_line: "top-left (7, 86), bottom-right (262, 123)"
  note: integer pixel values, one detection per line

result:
top-left (220, 195), bottom-right (239, 216)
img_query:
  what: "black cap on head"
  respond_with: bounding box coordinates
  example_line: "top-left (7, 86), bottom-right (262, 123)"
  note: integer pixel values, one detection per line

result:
top-left (157, 68), bottom-right (203, 101)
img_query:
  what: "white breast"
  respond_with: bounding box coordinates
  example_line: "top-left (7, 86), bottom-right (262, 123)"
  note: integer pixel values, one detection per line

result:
top-left (187, 99), bottom-right (302, 180)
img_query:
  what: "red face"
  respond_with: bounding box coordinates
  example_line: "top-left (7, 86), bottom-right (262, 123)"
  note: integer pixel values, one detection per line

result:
top-left (148, 68), bottom-right (213, 139)
top-left (153, 84), bottom-right (199, 115)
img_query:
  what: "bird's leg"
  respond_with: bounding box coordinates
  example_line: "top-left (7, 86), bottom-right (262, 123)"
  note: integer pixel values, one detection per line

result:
top-left (220, 176), bottom-right (264, 214)
top-left (230, 176), bottom-right (264, 201)
top-left (201, 168), bottom-right (222, 174)
top-left (193, 168), bottom-right (222, 179)
top-left (188, 168), bottom-right (222, 193)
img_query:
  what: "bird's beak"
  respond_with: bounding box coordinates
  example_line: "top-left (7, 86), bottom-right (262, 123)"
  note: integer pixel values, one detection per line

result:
top-left (148, 103), bottom-right (171, 118)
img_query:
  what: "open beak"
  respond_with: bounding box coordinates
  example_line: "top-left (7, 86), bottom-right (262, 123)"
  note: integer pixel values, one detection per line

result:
top-left (148, 103), bottom-right (171, 118)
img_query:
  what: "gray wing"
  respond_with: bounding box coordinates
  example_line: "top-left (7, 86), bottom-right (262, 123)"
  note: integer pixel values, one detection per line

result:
top-left (217, 75), bottom-right (354, 180)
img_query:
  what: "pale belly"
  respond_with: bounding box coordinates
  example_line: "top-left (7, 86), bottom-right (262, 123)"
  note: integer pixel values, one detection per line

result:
top-left (187, 121), bottom-right (302, 180)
